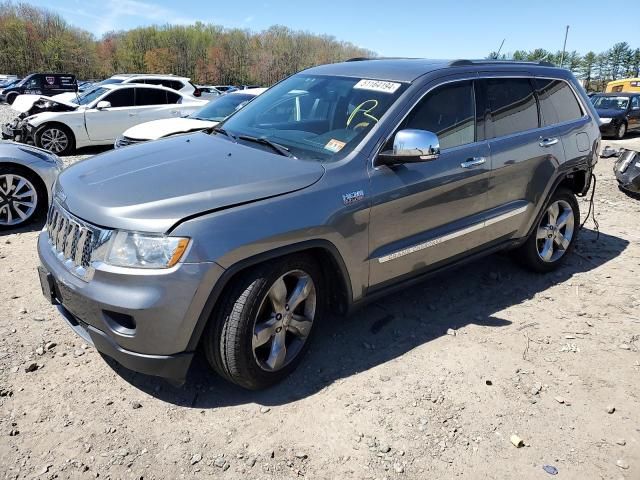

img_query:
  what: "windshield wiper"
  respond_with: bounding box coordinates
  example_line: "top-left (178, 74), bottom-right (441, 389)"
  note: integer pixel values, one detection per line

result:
top-left (237, 135), bottom-right (295, 158)
top-left (210, 126), bottom-right (236, 140)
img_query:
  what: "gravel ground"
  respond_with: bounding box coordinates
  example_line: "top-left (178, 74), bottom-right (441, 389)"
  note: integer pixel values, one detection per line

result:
top-left (1, 103), bottom-right (640, 479)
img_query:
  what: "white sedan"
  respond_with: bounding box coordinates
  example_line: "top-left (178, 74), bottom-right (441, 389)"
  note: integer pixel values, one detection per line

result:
top-left (115, 88), bottom-right (266, 148)
top-left (9, 84), bottom-right (207, 155)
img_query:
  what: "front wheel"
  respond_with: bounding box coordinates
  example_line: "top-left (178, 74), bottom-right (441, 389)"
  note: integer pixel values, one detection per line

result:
top-left (516, 188), bottom-right (579, 273)
top-left (615, 122), bottom-right (627, 140)
top-left (6, 92), bottom-right (17, 105)
top-left (203, 255), bottom-right (323, 390)
top-left (0, 166), bottom-right (47, 230)
top-left (35, 124), bottom-right (75, 155)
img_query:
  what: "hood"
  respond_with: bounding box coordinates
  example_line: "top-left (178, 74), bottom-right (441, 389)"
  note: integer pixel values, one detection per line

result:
top-left (595, 108), bottom-right (626, 119)
top-left (11, 94), bottom-right (78, 114)
top-left (124, 117), bottom-right (217, 141)
top-left (55, 132), bottom-right (325, 232)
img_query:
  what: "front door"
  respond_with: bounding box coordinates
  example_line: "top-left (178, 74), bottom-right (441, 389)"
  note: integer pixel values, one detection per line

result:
top-left (368, 79), bottom-right (491, 289)
top-left (84, 87), bottom-right (136, 141)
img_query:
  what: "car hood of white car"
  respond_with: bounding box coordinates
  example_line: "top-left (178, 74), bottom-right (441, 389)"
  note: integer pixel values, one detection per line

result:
top-left (123, 117), bottom-right (218, 140)
top-left (11, 94), bottom-right (80, 113)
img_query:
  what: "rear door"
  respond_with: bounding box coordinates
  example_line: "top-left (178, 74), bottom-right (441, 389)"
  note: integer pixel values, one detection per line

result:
top-left (133, 87), bottom-right (178, 124)
top-left (84, 87), bottom-right (136, 141)
top-left (482, 76), bottom-right (565, 241)
top-left (368, 78), bottom-right (491, 289)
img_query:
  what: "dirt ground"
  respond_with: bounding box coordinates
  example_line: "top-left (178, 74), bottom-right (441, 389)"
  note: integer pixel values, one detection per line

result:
top-left (0, 102), bottom-right (639, 480)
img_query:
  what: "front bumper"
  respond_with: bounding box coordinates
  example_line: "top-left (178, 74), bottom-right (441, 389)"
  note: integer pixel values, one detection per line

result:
top-left (37, 231), bottom-right (224, 381)
top-left (614, 151), bottom-right (640, 195)
top-left (598, 121), bottom-right (619, 136)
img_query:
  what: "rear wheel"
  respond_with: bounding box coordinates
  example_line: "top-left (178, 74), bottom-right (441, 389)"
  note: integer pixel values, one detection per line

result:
top-left (35, 124), bottom-right (75, 155)
top-left (0, 166), bottom-right (47, 230)
top-left (516, 188), bottom-right (579, 273)
top-left (203, 255), bottom-right (323, 390)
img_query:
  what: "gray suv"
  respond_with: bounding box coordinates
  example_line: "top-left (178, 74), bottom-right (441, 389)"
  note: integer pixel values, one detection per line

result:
top-left (37, 59), bottom-right (600, 389)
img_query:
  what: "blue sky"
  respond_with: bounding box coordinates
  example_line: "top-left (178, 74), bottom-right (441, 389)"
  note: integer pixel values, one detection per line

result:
top-left (36, 0), bottom-right (637, 58)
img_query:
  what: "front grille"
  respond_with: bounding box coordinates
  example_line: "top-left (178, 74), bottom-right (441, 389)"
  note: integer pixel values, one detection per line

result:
top-left (115, 136), bottom-right (143, 148)
top-left (46, 202), bottom-right (108, 280)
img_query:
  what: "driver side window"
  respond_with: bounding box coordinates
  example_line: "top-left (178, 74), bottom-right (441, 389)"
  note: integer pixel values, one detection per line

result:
top-left (103, 88), bottom-right (135, 108)
top-left (399, 81), bottom-right (475, 150)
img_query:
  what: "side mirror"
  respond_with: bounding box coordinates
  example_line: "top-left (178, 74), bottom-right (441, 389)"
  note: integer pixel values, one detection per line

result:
top-left (375, 129), bottom-right (440, 167)
top-left (96, 101), bottom-right (111, 110)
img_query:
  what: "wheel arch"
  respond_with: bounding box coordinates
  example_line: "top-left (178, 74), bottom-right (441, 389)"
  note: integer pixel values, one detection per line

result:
top-left (35, 121), bottom-right (76, 150)
top-left (186, 239), bottom-right (353, 351)
top-left (0, 161), bottom-right (49, 203)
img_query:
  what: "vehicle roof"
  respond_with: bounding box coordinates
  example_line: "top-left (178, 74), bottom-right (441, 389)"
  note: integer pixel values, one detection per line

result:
top-left (98, 83), bottom-right (183, 93)
top-left (304, 58), bottom-right (564, 83)
top-left (111, 74), bottom-right (190, 81)
top-left (594, 92), bottom-right (640, 97)
top-left (230, 87), bottom-right (266, 96)
top-left (607, 77), bottom-right (640, 83)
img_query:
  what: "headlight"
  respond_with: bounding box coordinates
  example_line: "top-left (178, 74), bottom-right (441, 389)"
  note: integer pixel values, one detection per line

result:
top-left (104, 231), bottom-right (190, 269)
top-left (599, 118), bottom-right (612, 125)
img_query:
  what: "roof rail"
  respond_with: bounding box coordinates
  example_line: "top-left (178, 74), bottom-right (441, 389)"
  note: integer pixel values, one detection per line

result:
top-left (450, 59), bottom-right (556, 67)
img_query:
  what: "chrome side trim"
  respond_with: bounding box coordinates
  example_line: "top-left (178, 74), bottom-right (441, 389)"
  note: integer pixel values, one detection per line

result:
top-left (377, 205), bottom-right (528, 263)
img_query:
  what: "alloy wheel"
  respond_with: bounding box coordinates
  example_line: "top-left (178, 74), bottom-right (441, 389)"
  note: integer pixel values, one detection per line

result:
top-left (252, 270), bottom-right (317, 372)
top-left (0, 173), bottom-right (38, 226)
top-left (617, 123), bottom-right (626, 139)
top-left (40, 128), bottom-right (69, 153)
top-left (536, 199), bottom-right (575, 263)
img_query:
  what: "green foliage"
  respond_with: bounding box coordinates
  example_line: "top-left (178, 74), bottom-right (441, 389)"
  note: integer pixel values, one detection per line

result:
top-left (0, 2), bottom-right (373, 84)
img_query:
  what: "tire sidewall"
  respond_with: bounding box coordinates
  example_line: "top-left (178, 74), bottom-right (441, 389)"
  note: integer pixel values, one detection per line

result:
top-left (521, 188), bottom-right (580, 273)
top-left (207, 255), bottom-right (324, 390)
top-left (616, 122), bottom-right (626, 139)
top-left (0, 165), bottom-right (47, 231)
top-left (36, 124), bottom-right (75, 156)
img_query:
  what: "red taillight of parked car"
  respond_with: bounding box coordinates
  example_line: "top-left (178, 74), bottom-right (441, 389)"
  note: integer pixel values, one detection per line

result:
top-left (193, 88), bottom-right (201, 97)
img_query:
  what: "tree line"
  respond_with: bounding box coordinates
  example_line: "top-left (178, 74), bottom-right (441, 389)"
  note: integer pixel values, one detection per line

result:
top-left (488, 43), bottom-right (640, 91)
top-left (0, 2), bottom-right (373, 85)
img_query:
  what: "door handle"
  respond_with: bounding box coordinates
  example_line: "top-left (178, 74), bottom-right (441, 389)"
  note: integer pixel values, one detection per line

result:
top-left (539, 137), bottom-right (559, 147)
top-left (460, 157), bottom-right (486, 168)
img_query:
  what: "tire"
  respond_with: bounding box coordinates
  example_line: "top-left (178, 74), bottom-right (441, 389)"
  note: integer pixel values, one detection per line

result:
top-left (0, 165), bottom-right (47, 230)
top-left (35, 124), bottom-right (75, 156)
top-left (615, 122), bottom-right (627, 140)
top-left (6, 92), bottom-right (17, 105)
top-left (203, 254), bottom-right (323, 390)
top-left (516, 188), bottom-right (580, 273)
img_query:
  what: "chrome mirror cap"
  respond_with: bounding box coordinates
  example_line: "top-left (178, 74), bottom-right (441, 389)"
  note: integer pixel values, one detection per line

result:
top-left (375, 129), bottom-right (440, 167)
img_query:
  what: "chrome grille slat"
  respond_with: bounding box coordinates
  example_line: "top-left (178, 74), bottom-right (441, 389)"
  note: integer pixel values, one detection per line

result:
top-left (45, 202), bottom-right (108, 281)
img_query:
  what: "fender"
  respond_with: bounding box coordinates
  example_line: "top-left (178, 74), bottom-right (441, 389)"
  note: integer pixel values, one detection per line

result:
top-left (185, 239), bottom-right (353, 351)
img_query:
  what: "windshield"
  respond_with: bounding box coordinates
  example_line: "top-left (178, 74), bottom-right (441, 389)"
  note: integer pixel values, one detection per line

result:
top-left (592, 96), bottom-right (629, 110)
top-left (190, 94), bottom-right (255, 121)
top-left (74, 87), bottom-right (108, 105)
top-left (219, 74), bottom-right (408, 162)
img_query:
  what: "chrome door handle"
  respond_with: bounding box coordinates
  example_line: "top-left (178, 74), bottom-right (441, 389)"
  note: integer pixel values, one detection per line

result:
top-left (539, 137), bottom-right (559, 147)
top-left (460, 157), bottom-right (486, 168)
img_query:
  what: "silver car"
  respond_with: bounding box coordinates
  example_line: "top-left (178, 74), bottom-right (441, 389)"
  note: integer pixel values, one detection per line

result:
top-left (0, 141), bottom-right (62, 230)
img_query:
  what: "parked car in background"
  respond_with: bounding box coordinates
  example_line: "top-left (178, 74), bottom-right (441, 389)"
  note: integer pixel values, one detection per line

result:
top-left (37, 59), bottom-right (599, 389)
top-left (197, 86), bottom-right (221, 99)
top-left (211, 85), bottom-right (237, 94)
top-left (54, 74), bottom-right (202, 102)
top-left (606, 77), bottom-right (640, 93)
top-left (2, 83), bottom-right (206, 155)
top-left (0, 78), bottom-right (21, 102)
top-left (239, 84), bottom-right (261, 90)
top-left (1, 73), bottom-right (77, 105)
top-left (0, 74), bottom-right (18, 84)
top-left (0, 141), bottom-right (62, 229)
top-left (592, 92), bottom-right (640, 139)
top-left (115, 88), bottom-right (266, 148)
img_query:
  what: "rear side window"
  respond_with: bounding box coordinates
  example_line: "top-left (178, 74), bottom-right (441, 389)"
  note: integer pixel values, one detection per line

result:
top-left (400, 80), bottom-right (475, 150)
top-left (484, 78), bottom-right (538, 138)
top-left (166, 91), bottom-right (181, 104)
top-left (104, 88), bottom-right (135, 107)
top-left (536, 79), bottom-right (583, 125)
top-left (136, 88), bottom-right (168, 106)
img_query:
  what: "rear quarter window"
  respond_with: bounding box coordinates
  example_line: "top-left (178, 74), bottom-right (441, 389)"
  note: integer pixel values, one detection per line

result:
top-left (535, 79), bottom-right (583, 125)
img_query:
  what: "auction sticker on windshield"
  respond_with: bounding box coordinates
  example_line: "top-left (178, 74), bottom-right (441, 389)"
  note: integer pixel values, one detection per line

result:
top-left (354, 79), bottom-right (401, 94)
top-left (325, 139), bottom-right (347, 153)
